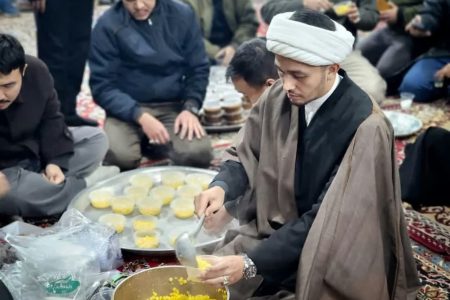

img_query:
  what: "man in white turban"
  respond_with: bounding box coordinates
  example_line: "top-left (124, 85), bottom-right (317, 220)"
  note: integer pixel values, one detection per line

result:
top-left (195, 9), bottom-right (420, 299)
top-left (261, 0), bottom-right (388, 104)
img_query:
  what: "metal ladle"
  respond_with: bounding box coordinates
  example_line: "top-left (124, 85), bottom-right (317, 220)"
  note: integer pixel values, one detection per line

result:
top-left (175, 215), bottom-right (205, 267)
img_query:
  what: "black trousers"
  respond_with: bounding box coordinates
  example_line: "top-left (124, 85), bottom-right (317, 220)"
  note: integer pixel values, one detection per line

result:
top-left (35, 0), bottom-right (94, 116)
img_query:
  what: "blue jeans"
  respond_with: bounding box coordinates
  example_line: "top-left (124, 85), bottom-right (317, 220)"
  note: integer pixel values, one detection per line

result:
top-left (399, 57), bottom-right (450, 102)
top-left (0, 0), bottom-right (18, 14)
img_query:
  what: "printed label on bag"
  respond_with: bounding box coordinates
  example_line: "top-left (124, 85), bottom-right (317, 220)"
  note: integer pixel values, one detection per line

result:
top-left (46, 275), bottom-right (80, 295)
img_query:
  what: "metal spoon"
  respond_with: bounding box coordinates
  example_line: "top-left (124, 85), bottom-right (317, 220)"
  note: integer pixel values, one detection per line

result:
top-left (175, 215), bottom-right (205, 267)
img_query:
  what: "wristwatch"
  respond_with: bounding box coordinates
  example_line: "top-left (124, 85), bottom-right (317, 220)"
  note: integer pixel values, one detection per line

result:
top-left (241, 253), bottom-right (257, 280)
top-left (183, 100), bottom-right (200, 117)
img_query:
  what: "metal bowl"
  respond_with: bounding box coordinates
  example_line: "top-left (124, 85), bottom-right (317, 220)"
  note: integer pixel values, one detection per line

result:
top-left (113, 266), bottom-right (229, 300)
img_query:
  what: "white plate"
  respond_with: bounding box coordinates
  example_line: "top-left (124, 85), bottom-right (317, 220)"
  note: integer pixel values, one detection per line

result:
top-left (69, 166), bottom-right (237, 255)
top-left (383, 111), bottom-right (423, 137)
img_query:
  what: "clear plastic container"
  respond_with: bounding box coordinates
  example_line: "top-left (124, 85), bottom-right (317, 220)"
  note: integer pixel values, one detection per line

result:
top-left (186, 255), bottom-right (217, 281)
top-left (137, 196), bottom-right (163, 216)
top-left (185, 173), bottom-right (213, 190)
top-left (161, 171), bottom-right (185, 189)
top-left (177, 184), bottom-right (202, 200)
top-left (89, 188), bottom-right (114, 209)
top-left (134, 230), bottom-right (160, 248)
top-left (132, 215), bottom-right (158, 232)
top-left (111, 196), bottom-right (135, 215)
top-left (149, 185), bottom-right (175, 205)
top-left (129, 174), bottom-right (153, 190)
top-left (170, 198), bottom-right (195, 219)
top-left (124, 186), bottom-right (148, 201)
top-left (98, 213), bottom-right (126, 233)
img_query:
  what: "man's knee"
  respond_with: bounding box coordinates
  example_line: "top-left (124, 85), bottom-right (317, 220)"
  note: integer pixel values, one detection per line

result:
top-left (106, 143), bottom-right (142, 170)
top-left (170, 137), bottom-right (213, 167)
top-left (104, 118), bottom-right (142, 169)
top-left (362, 75), bottom-right (387, 104)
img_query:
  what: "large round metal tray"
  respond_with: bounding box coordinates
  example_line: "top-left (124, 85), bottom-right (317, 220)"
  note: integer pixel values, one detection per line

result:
top-left (69, 166), bottom-right (237, 254)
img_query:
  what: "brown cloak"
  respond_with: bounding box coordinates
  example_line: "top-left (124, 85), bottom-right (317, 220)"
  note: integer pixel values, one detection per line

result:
top-left (216, 77), bottom-right (420, 299)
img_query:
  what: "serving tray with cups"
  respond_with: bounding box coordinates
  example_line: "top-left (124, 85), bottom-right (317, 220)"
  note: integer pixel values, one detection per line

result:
top-left (69, 166), bottom-right (237, 254)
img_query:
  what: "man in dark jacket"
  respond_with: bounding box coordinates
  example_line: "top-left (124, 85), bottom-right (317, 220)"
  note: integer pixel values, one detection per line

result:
top-left (399, 0), bottom-right (450, 101)
top-left (0, 34), bottom-right (117, 218)
top-left (89, 0), bottom-right (213, 170)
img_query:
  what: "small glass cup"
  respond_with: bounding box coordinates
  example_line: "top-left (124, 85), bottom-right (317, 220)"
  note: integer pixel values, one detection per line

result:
top-left (170, 198), bottom-right (195, 219)
top-left (400, 92), bottom-right (414, 110)
top-left (161, 171), bottom-right (185, 189)
top-left (150, 185), bottom-right (175, 205)
top-left (98, 213), bottom-right (126, 233)
top-left (111, 196), bottom-right (135, 215)
top-left (129, 174), bottom-right (153, 190)
top-left (132, 215), bottom-right (158, 232)
top-left (137, 196), bottom-right (163, 216)
top-left (134, 230), bottom-right (160, 249)
top-left (89, 188), bottom-right (114, 209)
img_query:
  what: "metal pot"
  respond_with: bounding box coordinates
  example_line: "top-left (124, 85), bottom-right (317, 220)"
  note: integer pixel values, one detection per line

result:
top-left (113, 266), bottom-right (229, 300)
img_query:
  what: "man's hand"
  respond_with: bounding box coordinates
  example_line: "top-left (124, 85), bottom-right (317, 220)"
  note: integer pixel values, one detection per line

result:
top-left (138, 112), bottom-right (171, 144)
top-left (0, 172), bottom-right (10, 197)
top-left (303, 0), bottom-right (333, 12)
top-left (215, 46), bottom-right (236, 66)
top-left (194, 186), bottom-right (225, 217)
top-left (379, 2), bottom-right (398, 24)
top-left (199, 255), bottom-right (245, 286)
top-left (347, 3), bottom-right (361, 24)
top-left (204, 206), bottom-right (233, 233)
top-left (434, 63), bottom-right (450, 82)
top-left (405, 15), bottom-right (432, 37)
top-left (174, 110), bottom-right (205, 141)
top-left (29, 0), bottom-right (46, 13)
top-left (44, 164), bottom-right (65, 184)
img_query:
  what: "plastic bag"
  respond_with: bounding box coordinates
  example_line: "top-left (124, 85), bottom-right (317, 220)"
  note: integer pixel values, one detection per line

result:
top-left (0, 262), bottom-right (119, 300)
top-left (4, 208), bottom-right (123, 299)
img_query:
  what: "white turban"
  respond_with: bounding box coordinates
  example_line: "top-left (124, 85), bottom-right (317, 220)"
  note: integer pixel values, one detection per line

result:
top-left (266, 12), bottom-right (355, 66)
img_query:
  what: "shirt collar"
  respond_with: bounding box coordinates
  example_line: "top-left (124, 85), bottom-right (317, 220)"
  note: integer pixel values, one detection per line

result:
top-left (305, 74), bottom-right (341, 126)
